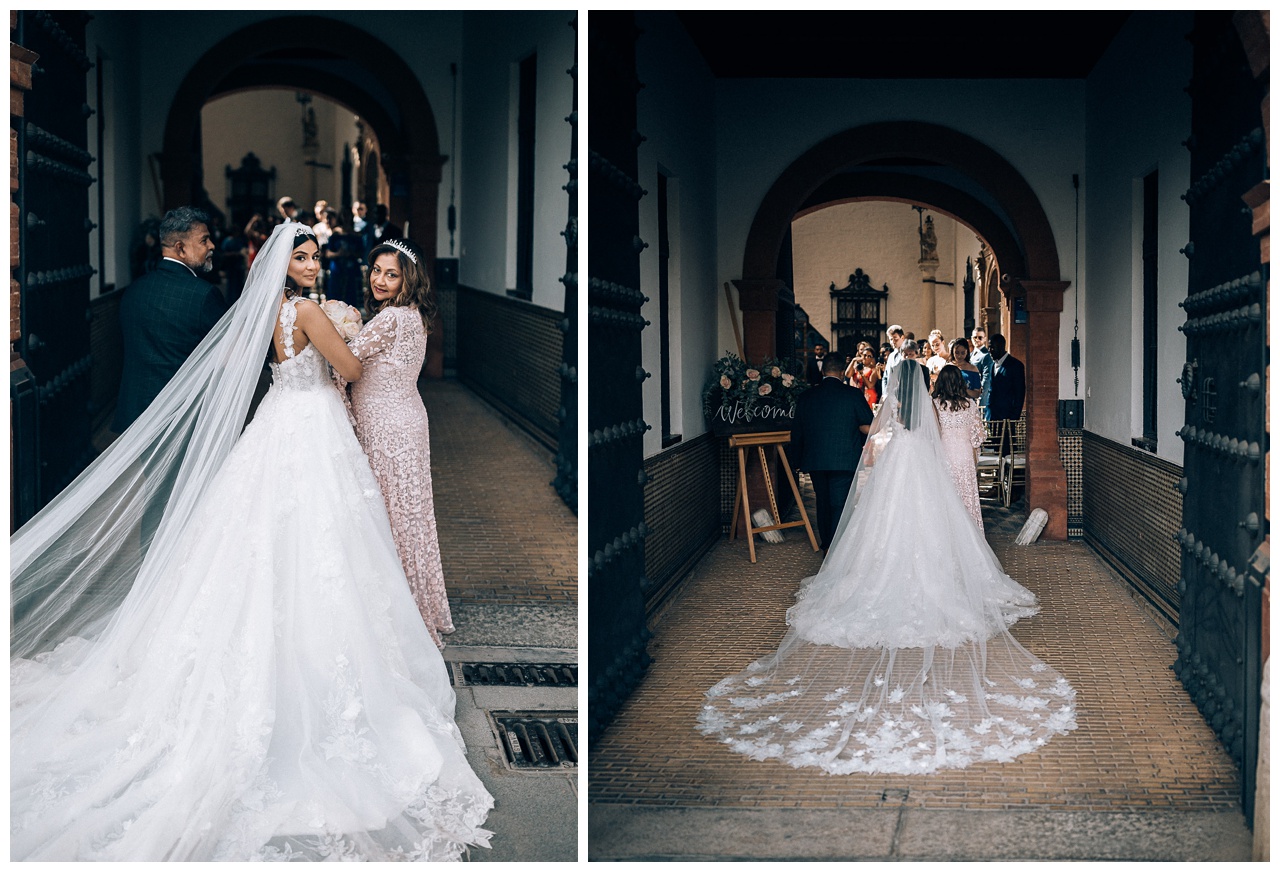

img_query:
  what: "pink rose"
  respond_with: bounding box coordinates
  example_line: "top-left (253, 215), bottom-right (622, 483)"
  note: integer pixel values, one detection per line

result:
top-left (771, 366), bottom-right (781, 377)
top-left (321, 300), bottom-right (364, 342)
top-left (745, 369), bottom-right (760, 380)
top-left (720, 375), bottom-right (732, 389)
top-left (782, 373), bottom-right (794, 387)
top-left (758, 384), bottom-right (772, 396)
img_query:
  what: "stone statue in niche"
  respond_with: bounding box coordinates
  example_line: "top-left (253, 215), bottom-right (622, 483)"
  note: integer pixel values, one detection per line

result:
top-left (918, 215), bottom-right (939, 263)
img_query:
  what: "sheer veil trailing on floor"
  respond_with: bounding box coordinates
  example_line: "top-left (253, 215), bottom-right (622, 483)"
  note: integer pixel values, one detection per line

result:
top-left (11, 223), bottom-right (492, 861)
top-left (698, 362), bottom-right (1077, 774)
top-left (11, 224), bottom-right (299, 658)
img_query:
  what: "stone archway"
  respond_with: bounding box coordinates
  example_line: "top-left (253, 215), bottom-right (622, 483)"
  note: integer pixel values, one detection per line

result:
top-left (160, 15), bottom-right (448, 376)
top-left (736, 121), bottom-right (1070, 538)
top-left (160, 15), bottom-right (445, 274)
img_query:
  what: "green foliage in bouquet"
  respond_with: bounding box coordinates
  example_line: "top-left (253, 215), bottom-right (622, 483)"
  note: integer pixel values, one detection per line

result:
top-left (703, 352), bottom-right (809, 427)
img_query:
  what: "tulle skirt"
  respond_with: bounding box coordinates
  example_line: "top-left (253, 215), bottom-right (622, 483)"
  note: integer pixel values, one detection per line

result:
top-left (11, 381), bottom-right (493, 860)
top-left (699, 427), bottom-right (1077, 774)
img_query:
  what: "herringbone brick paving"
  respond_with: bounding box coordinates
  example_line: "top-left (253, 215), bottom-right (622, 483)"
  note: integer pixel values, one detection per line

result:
top-left (588, 498), bottom-right (1240, 813)
top-left (420, 379), bottom-right (577, 605)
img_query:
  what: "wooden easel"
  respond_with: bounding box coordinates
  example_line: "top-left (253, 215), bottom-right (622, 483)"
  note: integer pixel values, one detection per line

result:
top-left (728, 430), bottom-right (820, 562)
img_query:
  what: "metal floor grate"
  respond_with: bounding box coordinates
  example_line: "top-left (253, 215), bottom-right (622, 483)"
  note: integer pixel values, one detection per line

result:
top-left (453, 662), bottom-right (578, 687)
top-left (491, 711), bottom-right (577, 770)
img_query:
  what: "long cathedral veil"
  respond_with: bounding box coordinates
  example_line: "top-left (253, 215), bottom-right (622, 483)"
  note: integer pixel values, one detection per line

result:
top-left (699, 361), bottom-right (1077, 773)
top-left (11, 222), bottom-right (303, 659)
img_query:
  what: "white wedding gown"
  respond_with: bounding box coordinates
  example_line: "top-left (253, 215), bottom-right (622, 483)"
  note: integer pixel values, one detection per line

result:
top-left (11, 298), bottom-right (493, 860)
top-left (698, 363), bottom-right (1076, 774)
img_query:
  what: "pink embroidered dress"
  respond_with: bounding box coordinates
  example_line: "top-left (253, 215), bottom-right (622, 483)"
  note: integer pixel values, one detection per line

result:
top-left (349, 306), bottom-right (453, 646)
top-left (935, 398), bottom-right (986, 531)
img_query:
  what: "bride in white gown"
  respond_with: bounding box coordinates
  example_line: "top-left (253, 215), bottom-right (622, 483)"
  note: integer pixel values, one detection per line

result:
top-left (11, 223), bottom-right (493, 860)
top-left (698, 361), bottom-right (1076, 774)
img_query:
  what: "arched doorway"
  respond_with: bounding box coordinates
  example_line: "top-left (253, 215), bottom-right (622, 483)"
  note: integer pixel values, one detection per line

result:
top-left (159, 16), bottom-right (447, 375)
top-left (735, 121), bottom-right (1070, 538)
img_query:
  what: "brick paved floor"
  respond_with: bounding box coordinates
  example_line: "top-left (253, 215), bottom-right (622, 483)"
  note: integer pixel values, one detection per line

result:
top-left (589, 498), bottom-right (1241, 815)
top-left (420, 379), bottom-right (577, 605)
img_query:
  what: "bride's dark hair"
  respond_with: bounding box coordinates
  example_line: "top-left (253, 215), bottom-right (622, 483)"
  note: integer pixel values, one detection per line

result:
top-left (932, 364), bottom-right (971, 412)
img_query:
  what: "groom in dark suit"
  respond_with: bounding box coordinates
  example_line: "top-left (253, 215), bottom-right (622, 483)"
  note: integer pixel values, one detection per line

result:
top-left (113, 206), bottom-right (226, 432)
top-left (790, 355), bottom-right (875, 550)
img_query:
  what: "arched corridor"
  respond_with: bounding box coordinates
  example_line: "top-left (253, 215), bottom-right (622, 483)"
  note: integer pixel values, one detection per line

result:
top-left (587, 501), bottom-right (1249, 860)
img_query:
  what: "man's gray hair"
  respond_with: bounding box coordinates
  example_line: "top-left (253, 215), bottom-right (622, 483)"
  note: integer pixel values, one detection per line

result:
top-left (158, 206), bottom-right (210, 248)
top-left (901, 339), bottom-right (920, 354)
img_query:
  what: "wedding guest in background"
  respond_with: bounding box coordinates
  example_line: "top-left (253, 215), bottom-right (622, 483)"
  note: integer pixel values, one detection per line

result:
top-left (932, 364), bottom-right (986, 531)
top-left (806, 342), bottom-right (829, 386)
top-left (220, 226), bottom-right (249, 306)
top-left (114, 206), bottom-right (227, 433)
top-left (948, 337), bottom-right (983, 399)
top-left (987, 332), bottom-right (1026, 460)
top-left (311, 203), bottom-right (334, 248)
top-left (925, 330), bottom-right (950, 382)
top-left (347, 238), bottom-right (454, 646)
top-left (323, 210), bottom-right (363, 308)
top-left (846, 346), bottom-right (882, 406)
top-left (970, 327), bottom-right (994, 415)
top-left (370, 203), bottom-right (402, 242)
top-left (276, 196), bottom-right (300, 224)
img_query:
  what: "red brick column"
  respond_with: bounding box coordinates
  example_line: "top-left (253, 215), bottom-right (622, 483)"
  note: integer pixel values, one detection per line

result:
top-left (732, 277), bottom-right (782, 363)
top-left (1018, 279), bottom-right (1070, 540)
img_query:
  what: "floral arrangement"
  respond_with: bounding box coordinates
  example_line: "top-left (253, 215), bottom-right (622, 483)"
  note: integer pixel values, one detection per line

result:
top-left (703, 352), bottom-right (808, 428)
top-left (321, 299), bottom-right (363, 342)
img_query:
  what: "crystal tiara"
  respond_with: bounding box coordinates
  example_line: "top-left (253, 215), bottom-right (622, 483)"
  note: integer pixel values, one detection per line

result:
top-left (383, 238), bottom-right (418, 264)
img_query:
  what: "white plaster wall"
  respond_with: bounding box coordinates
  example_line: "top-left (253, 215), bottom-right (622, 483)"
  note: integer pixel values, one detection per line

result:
top-left (201, 91), bottom-right (362, 222)
top-left (458, 10), bottom-right (576, 311)
top-left (636, 11), bottom-right (719, 456)
top-left (791, 203), bottom-right (977, 348)
top-left (85, 13), bottom-right (142, 296)
top-left (713, 77), bottom-right (1086, 399)
top-left (1083, 11), bottom-right (1193, 465)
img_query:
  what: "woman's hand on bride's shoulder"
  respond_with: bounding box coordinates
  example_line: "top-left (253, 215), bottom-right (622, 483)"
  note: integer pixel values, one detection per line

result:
top-left (294, 300), bottom-right (363, 383)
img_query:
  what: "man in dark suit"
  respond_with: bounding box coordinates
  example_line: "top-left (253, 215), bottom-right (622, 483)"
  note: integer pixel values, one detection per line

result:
top-left (113, 206), bottom-right (227, 432)
top-left (806, 343), bottom-right (829, 386)
top-left (790, 355), bottom-right (875, 550)
top-left (986, 333), bottom-right (1026, 457)
top-left (369, 204), bottom-right (403, 243)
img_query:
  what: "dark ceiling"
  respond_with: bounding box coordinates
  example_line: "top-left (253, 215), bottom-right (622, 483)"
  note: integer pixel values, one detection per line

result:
top-left (676, 11), bottom-right (1132, 79)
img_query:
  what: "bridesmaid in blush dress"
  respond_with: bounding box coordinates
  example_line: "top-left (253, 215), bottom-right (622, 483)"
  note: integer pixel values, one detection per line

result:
top-left (931, 364), bottom-right (987, 531)
top-left (348, 237), bottom-right (455, 646)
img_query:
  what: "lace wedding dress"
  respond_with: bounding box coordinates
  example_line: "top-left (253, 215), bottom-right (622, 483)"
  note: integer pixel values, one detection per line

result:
top-left (11, 228), bottom-right (493, 860)
top-left (698, 363), bottom-right (1076, 774)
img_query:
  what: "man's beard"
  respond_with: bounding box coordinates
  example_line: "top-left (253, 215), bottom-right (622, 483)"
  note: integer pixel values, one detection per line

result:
top-left (196, 254), bottom-right (213, 273)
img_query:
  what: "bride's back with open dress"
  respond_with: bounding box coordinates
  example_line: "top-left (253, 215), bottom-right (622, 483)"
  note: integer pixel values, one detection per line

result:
top-left (10, 227), bottom-right (492, 860)
top-left (698, 362), bottom-right (1076, 774)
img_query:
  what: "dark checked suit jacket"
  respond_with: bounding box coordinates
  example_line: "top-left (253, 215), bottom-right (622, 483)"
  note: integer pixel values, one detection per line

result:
top-left (113, 259), bottom-right (227, 432)
top-left (789, 377), bottom-right (875, 472)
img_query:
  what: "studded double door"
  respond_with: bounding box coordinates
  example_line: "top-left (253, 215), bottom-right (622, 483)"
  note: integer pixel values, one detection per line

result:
top-left (1173, 11), bottom-right (1267, 824)
top-left (12, 11), bottom-right (97, 525)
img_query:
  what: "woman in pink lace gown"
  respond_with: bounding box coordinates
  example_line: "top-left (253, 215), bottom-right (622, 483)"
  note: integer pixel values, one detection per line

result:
top-left (348, 239), bottom-right (454, 646)
top-left (932, 364), bottom-right (986, 531)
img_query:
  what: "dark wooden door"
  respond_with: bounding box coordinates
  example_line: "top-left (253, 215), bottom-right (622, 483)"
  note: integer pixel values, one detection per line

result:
top-left (1173, 10), bottom-right (1267, 825)
top-left (12, 11), bottom-right (97, 524)
top-left (587, 11), bottom-right (651, 745)
top-left (553, 16), bottom-right (578, 512)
